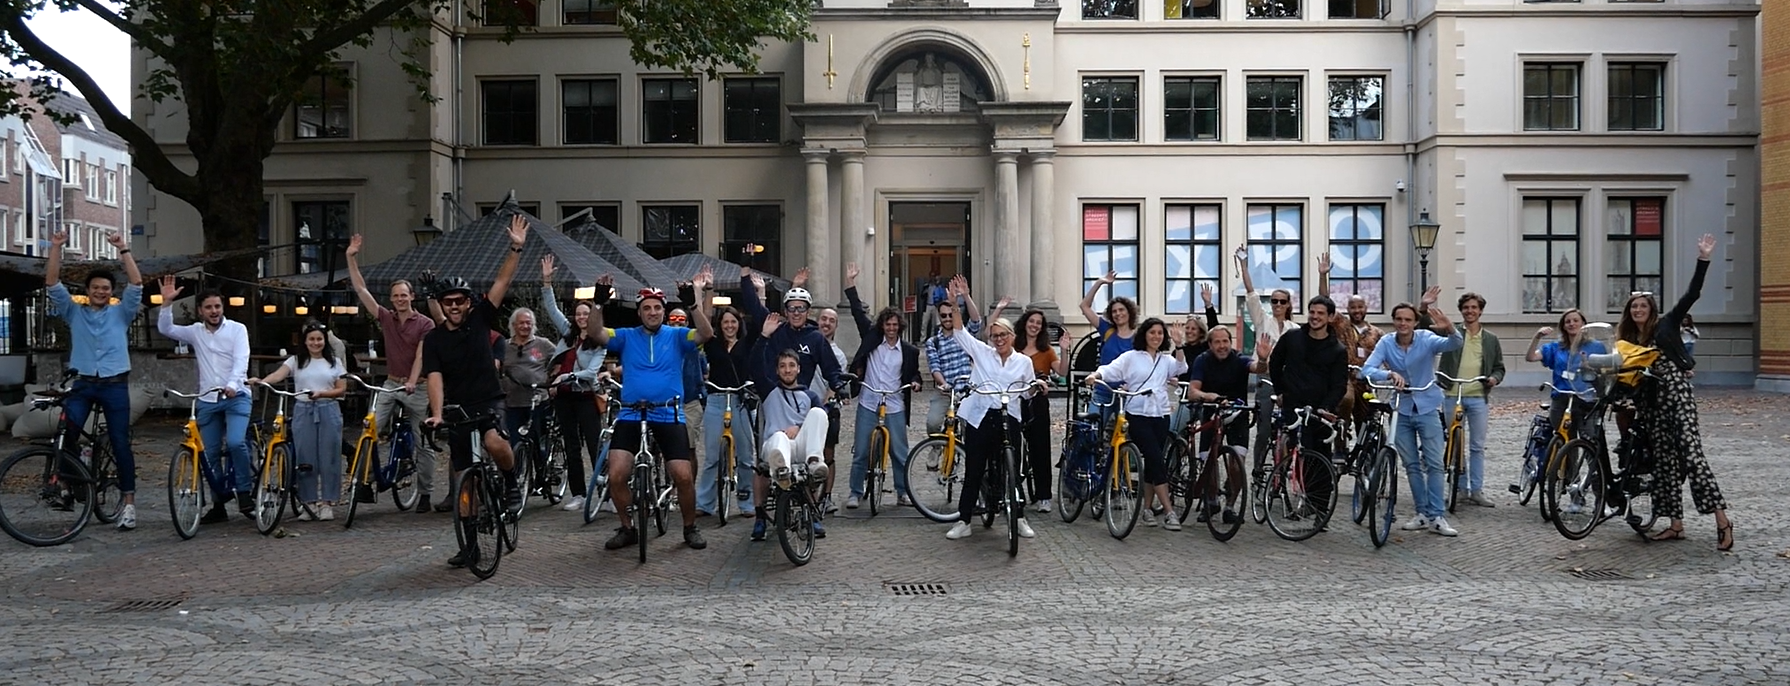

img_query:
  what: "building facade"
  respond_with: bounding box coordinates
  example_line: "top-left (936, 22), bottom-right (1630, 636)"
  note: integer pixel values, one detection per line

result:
top-left (1761, 0), bottom-right (1787, 391)
top-left (1, 88), bottom-right (130, 260)
top-left (133, 0), bottom-right (1762, 384)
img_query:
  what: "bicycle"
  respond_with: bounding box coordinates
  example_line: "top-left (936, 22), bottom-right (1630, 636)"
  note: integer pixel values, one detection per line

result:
top-left (1350, 377), bottom-right (1408, 549)
top-left (247, 382), bottom-right (312, 535)
top-left (857, 378), bottom-right (914, 517)
top-left (1090, 382), bottom-right (1151, 541)
top-left (163, 387), bottom-right (234, 540)
top-left (905, 378), bottom-right (972, 522)
top-left (509, 379), bottom-right (572, 518)
top-left (1254, 403), bottom-right (1340, 542)
top-left (1508, 394), bottom-right (1565, 508)
top-left (705, 380), bottom-right (757, 527)
top-left (1437, 372), bottom-right (1489, 513)
top-left (1053, 403), bottom-right (1106, 524)
top-left (1167, 393), bottom-right (1254, 542)
top-left (756, 425), bottom-right (827, 566)
top-left (425, 404), bottom-right (509, 580)
top-left (0, 372), bottom-right (122, 546)
top-left (967, 379), bottom-right (1044, 556)
top-left (340, 376), bottom-right (423, 529)
top-left (1540, 354), bottom-right (1659, 541)
top-left (581, 378), bottom-right (624, 526)
top-left (618, 398), bottom-right (682, 563)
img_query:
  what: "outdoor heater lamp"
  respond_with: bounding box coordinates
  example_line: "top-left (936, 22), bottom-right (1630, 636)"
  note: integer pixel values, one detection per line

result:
top-left (294, 305), bottom-right (309, 316)
top-left (574, 286), bottom-right (596, 300)
top-left (262, 304), bottom-right (277, 314)
top-left (149, 294), bottom-right (164, 305)
top-left (228, 296), bottom-right (246, 307)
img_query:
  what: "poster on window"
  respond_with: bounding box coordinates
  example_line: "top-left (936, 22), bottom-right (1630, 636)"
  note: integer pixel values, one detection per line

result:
top-left (1634, 199), bottom-right (1662, 236)
top-left (1083, 206), bottom-right (1110, 241)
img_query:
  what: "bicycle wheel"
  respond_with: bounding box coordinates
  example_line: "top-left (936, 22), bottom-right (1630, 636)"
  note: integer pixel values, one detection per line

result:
top-left (1544, 439), bottom-right (1605, 541)
top-left (343, 439), bottom-right (374, 529)
top-left (715, 433), bottom-right (734, 527)
top-left (904, 437), bottom-right (962, 523)
top-left (1624, 479), bottom-right (1657, 535)
top-left (512, 439), bottom-right (535, 515)
top-left (540, 430), bottom-right (568, 506)
top-left (1104, 443), bottom-right (1143, 540)
top-left (89, 442), bottom-right (122, 525)
top-left (584, 465), bottom-right (608, 525)
top-left (1249, 448), bottom-right (1271, 525)
top-left (254, 442), bottom-right (291, 535)
top-left (0, 447), bottom-right (93, 546)
top-left (775, 489), bottom-right (815, 565)
top-left (389, 433), bottom-right (420, 512)
top-left (168, 449), bottom-right (205, 540)
top-left (1205, 446), bottom-right (1246, 542)
top-left (1444, 425), bottom-right (1464, 514)
top-left (1054, 454), bottom-right (1085, 523)
top-left (455, 469), bottom-right (503, 580)
top-left (867, 429), bottom-right (887, 517)
top-left (1005, 445), bottom-right (1021, 557)
top-left (1537, 436), bottom-right (1566, 522)
top-left (1165, 437), bottom-right (1195, 525)
top-left (633, 465), bottom-right (652, 563)
top-left (1369, 446), bottom-right (1399, 549)
top-left (1349, 442), bottom-right (1371, 525)
top-left (1264, 449), bottom-right (1336, 542)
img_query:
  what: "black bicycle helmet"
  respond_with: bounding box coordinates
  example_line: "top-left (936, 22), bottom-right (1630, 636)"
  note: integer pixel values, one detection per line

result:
top-left (437, 276), bottom-right (475, 298)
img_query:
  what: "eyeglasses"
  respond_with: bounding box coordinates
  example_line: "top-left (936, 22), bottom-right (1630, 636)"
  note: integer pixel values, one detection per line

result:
top-left (1270, 299), bottom-right (1290, 305)
top-left (786, 304), bottom-right (809, 313)
top-left (667, 316), bottom-right (688, 324)
top-left (990, 331), bottom-right (1014, 339)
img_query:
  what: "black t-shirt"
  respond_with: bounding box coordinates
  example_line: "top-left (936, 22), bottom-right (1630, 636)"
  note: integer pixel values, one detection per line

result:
top-left (1190, 350), bottom-right (1252, 401)
top-left (421, 297), bottom-right (504, 407)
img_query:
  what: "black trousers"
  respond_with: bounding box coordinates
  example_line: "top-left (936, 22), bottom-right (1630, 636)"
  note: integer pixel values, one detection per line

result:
top-left (555, 392), bottom-right (606, 497)
top-left (1021, 394), bottom-right (1053, 503)
top-left (958, 410), bottom-right (1022, 518)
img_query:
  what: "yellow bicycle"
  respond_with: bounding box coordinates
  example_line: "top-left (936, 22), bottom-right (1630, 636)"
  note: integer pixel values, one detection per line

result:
top-left (341, 375), bottom-right (423, 528)
top-left (249, 382), bottom-right (312, 535)
top-left (1437, 372), bottom-right (1488, 513)
top-left (164, 387), bottom-right (229, 540)
top-left (906, 378), bottom-right (971, 522)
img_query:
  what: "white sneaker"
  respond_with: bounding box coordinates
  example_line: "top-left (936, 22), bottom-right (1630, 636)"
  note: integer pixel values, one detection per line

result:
top-left (315, 504), bottom-right (335, 521)
top-left (117, 504), bottom-right (136, 530)
top-left (846, 495), bottom-right (861, 509)
top-left (1162, 509), bottom-right (1183, 531)
top-left (1016, 518), bottom-right (1035, 538)
top-left (296, 508), bottom-right (316, 522)
top-left (1430, 516), bottom-right (1459, 537)
top-left (945, 521), bottom-right (973, 540)
top-left (1034, 499), bottom-right (1053, 513)
top-left (561, 496), bottom-right (586, 512)
top-left (598, 500), bottom-right (615, 513)
top-left (1140, 510), bottom-right (1159, 527)
top-left (1400, 515), bottom-right (1429, 531)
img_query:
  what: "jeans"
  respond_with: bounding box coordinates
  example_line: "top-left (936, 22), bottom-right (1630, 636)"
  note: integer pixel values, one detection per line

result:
top-left (925, 389), bottom-right (953, 434)
top-left (373, 379), bottom-right (435, 495)
top-left (198, 393), bottom-right (253, 497)
top-left (61, 378), bottom-right (136, 493)
top-left (506, 405), bottom-right (551, 478)
top-left (1395, 410), bottom-right (1446, 519)
top-left (1460, 396), bottom-right (1489, 493)
top-left (851, 404), bottom-right (910, 500)
top-left (292, 400), bottom-right (343, 503)
top-left (699, 392), bottom-right (756, 513)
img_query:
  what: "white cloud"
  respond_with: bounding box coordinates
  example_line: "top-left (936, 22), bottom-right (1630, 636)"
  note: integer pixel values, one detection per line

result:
top-left (22, 8), bottom-right (131, 111)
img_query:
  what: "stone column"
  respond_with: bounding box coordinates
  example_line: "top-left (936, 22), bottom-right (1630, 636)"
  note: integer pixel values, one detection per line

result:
top-left (993, 149), bottom-right (1023, 303)
top-left (840, 151), bottom-right (866, 302)
top-left (1029, 151), bottom-right (1056, 305)
top-left (804, 149), bottom-right (833, 303)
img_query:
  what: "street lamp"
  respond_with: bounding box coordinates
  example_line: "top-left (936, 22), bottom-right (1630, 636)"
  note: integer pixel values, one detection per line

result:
top-left (412, 215), bottom-right (443, 246)
top-left (1410, 209), bottom-right (1441, 294)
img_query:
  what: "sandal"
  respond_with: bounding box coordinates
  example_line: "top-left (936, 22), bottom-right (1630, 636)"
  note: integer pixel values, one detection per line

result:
top-left (1648, 525), bottom-right (1685, 542)
top-left (1716, 521), bottom-right (1733, 552)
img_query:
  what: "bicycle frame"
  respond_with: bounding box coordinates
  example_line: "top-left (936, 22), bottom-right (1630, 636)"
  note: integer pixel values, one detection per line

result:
top-left (706, 380), bottom-right (756, 525)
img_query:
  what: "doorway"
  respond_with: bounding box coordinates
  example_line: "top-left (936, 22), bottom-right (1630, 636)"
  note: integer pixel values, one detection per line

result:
top-left (890, 202), bottom-right (970, 341)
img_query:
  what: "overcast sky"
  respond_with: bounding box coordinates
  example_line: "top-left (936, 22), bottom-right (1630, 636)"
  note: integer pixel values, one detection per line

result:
top-left (20, 8), bottom-right (131, 112)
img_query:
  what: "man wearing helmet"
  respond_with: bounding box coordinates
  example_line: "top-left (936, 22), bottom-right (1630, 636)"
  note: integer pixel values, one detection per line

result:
top-left (738, 266), bottom-right (843, 397)
top-left (421, 214), bottom-right (529, 569)
top-left (588, 268), bottom-right (717, 551)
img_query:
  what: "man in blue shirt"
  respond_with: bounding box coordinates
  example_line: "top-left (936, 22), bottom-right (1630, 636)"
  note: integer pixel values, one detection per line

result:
top-left (44, 229), bottom-right (143, 530)
top-left (1361, 287), bottom-right (1464, 537)
top-left (593, 269), bottom-right (715, 552)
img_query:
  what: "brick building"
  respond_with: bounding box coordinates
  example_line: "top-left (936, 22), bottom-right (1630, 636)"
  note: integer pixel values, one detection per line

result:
top-left (0, 86), bottom-right (131, 260)
top-left (1762, 1), bottom-right (1789, 391)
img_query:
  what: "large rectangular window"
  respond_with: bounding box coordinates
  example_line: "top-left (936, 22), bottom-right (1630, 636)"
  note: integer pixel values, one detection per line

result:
top-left (1164, 77), bottom-right (1220, 141)
top-left (643, 78), bottom-right (699, 144)
top-left (293, 201), bottom-right (350, 275)
top-left (1166, 0), bottom-right (1219, 17)
top-left (562, 204), bottom-right (620, 234)
top-left (482, 79), bottom-right (538, 145)
top-left (1606, 197), bottom-right (1664, 313)
top-left (1165, 204), bottom-right (1223, 315)
top-left (1082, 77), bottom-right (1139, 142)
top-left (295, 70), bottom-right (352, 139)
top-left (1523, 63), bottom-right (1580, 131)
top-left (723, 77), bottom-right (781, 144)
top-left (1246, 203), bottom-right (1304, 309)
top-left (1327, 76), bottom-right (1383, 141)
top-left (104, 170), bottom-right (117, 205)
top-left (1247, 0), bottom-right (1300, 18)
top-left (724, 205), bottom-right (782, 274)
top-left (1081, 204), bottom-right (1140, 313)
top-left (562, 79), bottom-right (618, 145)
top-left (1328, 0), bottom-right (1379, 17)
top-left (476, 202), bottom-right (540, 218)
top-left (1327, 204), bottom-right (1385, 311)
top-left (482, 0), bottom-right (537, 25)
top-left (641, 205), bottom-right (700, 258)
top-left (1521, 197), bottom-right (1580, 313)
top-left (563, 0), bottom-right (617, 24)
top-left (1246, 76), bottom-right (1302, 141)
top-left (1083, 0), bottom-right (1139, 19)
top-left (1608, 62), bottom-right (1665, 132)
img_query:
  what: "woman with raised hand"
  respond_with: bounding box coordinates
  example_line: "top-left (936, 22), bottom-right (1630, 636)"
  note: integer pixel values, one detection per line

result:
top-left (942, 279), bottom-right (1048, 542)
top-left (539, 255), bottom-right (610, 513)
top-left (249, 321), bottom-right (349, 521)
top-left (1084, 318), bottom-right (1189, 531)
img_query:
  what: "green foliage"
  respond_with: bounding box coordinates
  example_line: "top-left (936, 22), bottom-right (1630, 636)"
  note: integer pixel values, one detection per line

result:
top-left (614, 0), bottom-right (814, 79)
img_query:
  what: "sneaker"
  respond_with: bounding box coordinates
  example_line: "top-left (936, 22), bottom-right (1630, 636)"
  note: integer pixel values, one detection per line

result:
top-left (945, 521), bottom-right (973, 540)
top-left (897, 494), bottom-right (913, 507)
top-left (604, 526), bottom-right (638, 550)
top-left (1195, 508), bottom-right (1213, 524)
top-left (683, 525), bottom-right (707, 550)
top-left (434, 497), bottom-right (454, 513)
top-left (296, 508), bottom-right (317, 522)
top-left (1140, 509), bottom-right (1159, 527)
top-left (1430, 516), bottom-right (1459, 537)
top-left (117, 504), bottom-right (136, 530)
top-left (1400, 515), bottom-right (1429, 531)
top-left (741, 505), bottom-right (757, 518)
top-left (598, 499), bottom-right (616, 513)
top-left (562, 495), bottom-right (586, 512)
top-left (1162, 509), bottom-right (1183, 531)
top-left (812, 521), bottom-right (827, 538)
top-left (236, 491), bottom-right (256, 517)
top-left (1221, 510), bottom-right (1242, 525)
top-left (1016, 518), bottom-right (1035, 538)
top-left (751, 517), bottom-right (768, 541)
top-left (503, 484), bottom-right (523, 512)
top-left (315, 504), bottom-right (335, 521)
top-left (1467, 491), bottom-right (1498, 508)
top-left (845, 495), bottom-right (861, 510)
top-left (447, 547), bottom-right (478, 568)
top-left (200, 506), bottom-right (230, 525)
top-left (416, 494), bottom-right (433, 514)
top-left (1034, 499), bottom-right (1053, 513)
top-left (823, 496), bottom-right (838, 514)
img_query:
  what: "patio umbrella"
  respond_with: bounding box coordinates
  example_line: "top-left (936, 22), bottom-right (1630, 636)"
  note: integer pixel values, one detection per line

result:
top-left (658, 252), bottom-right (789, 292)
top-left (0, 248), bottom-right (266, 299)
top-left (558, 208), bottom-right (682, 294)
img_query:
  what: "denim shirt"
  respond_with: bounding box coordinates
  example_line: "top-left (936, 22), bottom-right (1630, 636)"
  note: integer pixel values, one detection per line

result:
top-left (1362, 328), bottom-right (1463, 416)
top-left (48, 282), bottom-right (143, 377)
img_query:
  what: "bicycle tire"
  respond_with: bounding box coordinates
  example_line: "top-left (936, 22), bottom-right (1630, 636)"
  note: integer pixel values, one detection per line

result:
top-left (867, 429), bottom-right (887, 517)
top-left (634, 463), bottom-right (652, 563)
top-left (1205, 446), bottom-right (1246, 542)
top-left (512, 439), bottom-right (535, 516)
top-left (1005, 445), bottom-right (1021, 557)
top-left (904, 436), bottom-right (962, 523)
top-left (453, 469), bottom-right (502, 580)
top-left (584, 466), bottom-right (608, 525)
top-left (1055, 453), bottom-right (1085, 523)
top-left (1249, 447), bottom-right (1271, 525)
top-left (0, 447), bottom-right (94, 546)
top-left (254, 442), bottom-right (291, 535)
top-left (1444, 425), bottom-right (1464, 514)
top-left (1518, 449), bottom-right (1541, 507)
top-left (1104, 442), bottom-right (1143, 540)
top-left (776, 489), bottom-right (815, 565)
top-left (1165, 437), bottom-right (1195, 525)
top-left (1544, 439), bottom-right (1605, 541)
top-left (715, 433), bottom-right (734, 527)
top-left (540, 428), bottom-right (568, 505)
top-left (1264, 448), bottom-right (1336, 542)
top-left (1537, 436), bottom-right (1566, 522)
top-left (168, 448), bottom-right (205, 540)
top-left (1349, 439), bottom-right (1371, 525)
top-left (89, 440), bottom-right (122, 525)
top-left (389, 428), bottom-right (421, 512)
top-left (1625, 483), bottom-right (1657, 535)
top-left (1369, 446), bottom-right (1399, 548)
top-left (344, 438), bottom-right (374, 529)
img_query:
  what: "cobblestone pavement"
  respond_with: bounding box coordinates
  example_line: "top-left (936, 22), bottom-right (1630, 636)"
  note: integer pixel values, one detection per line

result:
top-left (2, 389), bottom-right (1785, 684)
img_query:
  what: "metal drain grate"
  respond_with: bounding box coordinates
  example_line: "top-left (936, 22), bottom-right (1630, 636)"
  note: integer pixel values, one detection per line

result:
top-left (1569, 568), bottom-right (1633, 581)
top-left (886, 583), bottom-right (949, 596)
top-left (100, 597), bottom-right (187, 613)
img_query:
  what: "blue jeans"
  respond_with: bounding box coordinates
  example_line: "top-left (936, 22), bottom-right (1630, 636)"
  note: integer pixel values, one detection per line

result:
top-left (61, 378), bottom-right (136, 493)
top-left (850, 404), bottom-right (910, 500)
top-left (198, 393), bottom-right (253, 497)
top-left (1460, 396), bottom-right (1489, 493)
top-left (698, 392), bottom-right (756, 513)
top-left (292, 400), bottom-right (344, 503)
top-left (1395, 410), bottom-right (1446, 519)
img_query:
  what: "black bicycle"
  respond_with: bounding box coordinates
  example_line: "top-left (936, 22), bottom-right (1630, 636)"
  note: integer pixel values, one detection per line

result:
top-left (969, 379), bottom-right (1046, 557)
top-left (0, 373), bottom-right (123, 546)
top-left (618, 398), bottom-right (681, 563)
top-left (426, 405), bottom-right (509, 580)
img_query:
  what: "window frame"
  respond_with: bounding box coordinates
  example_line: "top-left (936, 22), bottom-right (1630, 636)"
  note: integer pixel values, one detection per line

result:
top-left (640, 204), bottom-right (701, 258)
top-left (104, 170), bottom-right (118, 205)
top-left (1604, 197), bottom-right (1665, 313)
top-left (1163, 75), bottom-right (1222, 142)
top-left (1327, 0), bottom-right (1381, 18)
top-left (1082, 0), bottom-right (1139, 20)
top-left (1325, 203), bottom-right (1386, 313)
top-left (722, 76), bottom-right (782, 144)
top-left (1520, 196), bottom-right (1582, 313)
top-left (1522, 62), bottom-right (1582, 132)
top-left (292, 200), bottom-right (352, 276)
top-left (1081, 75), bottom-right (1141, 143)
top-left (561, 77), bottom-right (619, 145)
top-left (641, 77), bottom-right (700, 145)
top-left (1245, 75), bottom-right (1303, 142)
top-left (561, 203), bottom-right (621, 235)
top-left (1245, 203), bottom-right (1306, 313)
top-left (481, 0), bottom-right (538, 26)
top-left (294, 66), bottom-right (354, 140)
top-left (1080, 203), bottom-right (1142, 314)
top-left (1246, 0), bottom-right (1301, 19)
top-left (723, 204), bottom-right (783, 274)
top-left (1326, 74), bottom-right (1385, 142)
top-left (1607, 61), bottom-right (1666, 132)
top-left (482, 78), bottom-right (540, 146)
top-left (1166, 0), bottom-right (1220, 18)
top-left (562, 0), bottom-right (617, 24)
top-left (1164, 203), bottom-right (1224, 316)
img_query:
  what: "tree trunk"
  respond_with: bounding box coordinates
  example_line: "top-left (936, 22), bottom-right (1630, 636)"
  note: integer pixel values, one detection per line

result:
top-left (196, 134), bottom-right (269, 289)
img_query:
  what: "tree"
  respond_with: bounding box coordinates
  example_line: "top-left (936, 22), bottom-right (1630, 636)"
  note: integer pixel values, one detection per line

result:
top-left (0, 0), bottom-right (812, 282)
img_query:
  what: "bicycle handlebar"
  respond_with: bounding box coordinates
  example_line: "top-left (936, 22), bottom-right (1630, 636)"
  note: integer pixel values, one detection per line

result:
top-left (251, 380), bottom-right (315, 399)
top-left (861, 383), bottom-right (916, 397)
top-left (1540, 382), bottom-right (1596, 399)
top-left (164, 387), bottom-right (230, 401)
top-left (1435, 372), bottom-right (1489, 385)
top-left (1364, 379), bottom-right (1437, 393)
top-left (705, 380), bottom-right (756, 394)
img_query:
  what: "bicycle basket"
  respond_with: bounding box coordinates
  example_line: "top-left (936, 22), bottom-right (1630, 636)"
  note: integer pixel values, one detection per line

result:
top-left (1583, 340), bottom-right (1661, 390)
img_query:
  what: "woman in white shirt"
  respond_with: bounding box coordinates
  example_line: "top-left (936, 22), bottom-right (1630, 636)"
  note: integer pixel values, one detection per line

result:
top-left (943, 279), bottom-right (1049, 542)
top-left (251, 322), bottom-right (349, 520)
top-left (1085, 318), bottom-right (1189, 530)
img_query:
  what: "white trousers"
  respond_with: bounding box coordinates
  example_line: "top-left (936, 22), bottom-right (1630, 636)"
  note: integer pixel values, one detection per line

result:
top-left (760, 408), bottom-right (830, 475)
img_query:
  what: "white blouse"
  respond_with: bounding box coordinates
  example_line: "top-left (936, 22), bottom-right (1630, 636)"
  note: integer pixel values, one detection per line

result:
top-left (1093, 350), bottom-right (1188, 417)
top-left (284, 356), bottom-right (345, 400)
top-left (951, 327), bottom-right (1038, 429)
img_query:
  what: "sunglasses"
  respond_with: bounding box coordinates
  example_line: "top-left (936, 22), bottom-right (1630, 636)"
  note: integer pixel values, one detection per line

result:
top-left (990, 331), bottom-right (1014, 339)
top-left (1630, 291), bottom-right (1654, 298)
top-left (667, 316), bottom-right (688, 324)
top-left (439, 296), bottom-right (470, 307)
top-left (1270, 298), bottom-right (1290, 305)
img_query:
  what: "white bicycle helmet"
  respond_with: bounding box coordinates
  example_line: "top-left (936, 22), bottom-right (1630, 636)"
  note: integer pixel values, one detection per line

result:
top-left (782, 288), bottom-right (813, 305)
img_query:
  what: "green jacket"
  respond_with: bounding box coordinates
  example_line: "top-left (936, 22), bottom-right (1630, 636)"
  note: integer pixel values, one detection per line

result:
top-left (1436, 324), bottom-right (1506, 397)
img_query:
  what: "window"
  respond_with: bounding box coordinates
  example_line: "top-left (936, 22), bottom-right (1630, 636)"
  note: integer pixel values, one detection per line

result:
top-left (1164, 77), bottom-right (1220, 141)
top-left (723, 77), bottom-right (781, 144)
top-left (1081, 77), bottom-right (1139, 142)
top-left (642, 78), bottom-right (699, 144)
top-left (1523, 63), bottom-right (1580, 131)
top-left (1606, 198), bottom-right (1664, 312)
top-left (61, 158), bottom-right (79, 187)
top-left (724, 205), bottom-right (782, 274)
top-left (1246, 204), bottom-right (1304, 308)
top-left (1246, 76), bottom-right (1302, 141)
top-left (1328, 0), bottom-right (1379, 17)
top-left (1081, 204), bottom-right (1140, 313)
top-left (641, 205), bottom-right (700, 258)
top-left (562, 204), bottom-right (620, 234)
top-left (1166, 0), bottom-right (1219, 18)
top-left (563, 0), bottom-right (616, 24)
top-left (1247, 0), bottom-right (1300, 18)
top-left (1083, 0), bottom-right (1139, 19)
top-left (1328, 76), bottom-right (1383, 141)
top-left (104, 170), bottom-right (117, 205)
top-left (562, 79), bottom-right (618, 145)
top-left (1165, 204), bottom-right (1223, 315)
top-left (85, 164), bottom-right (99, 200)
top-left (476, 202), bottom-right (541, 217)
top-left (482, 80), bottom-right (538, 145)
top-left (295, 70), bottom-right (352, 139)
top-left (1608, 62), bottom-right (1664, 132)
top-left (1327, 204), bottom-right (1385, 311)
top-left (481, 0), bottom-right (537, 25)
top-left (293, 201), bottom-right (351, 275)
top-left (1521, 197), bottom-right (1580, 313)
top-left (0, 139), bottom-right (8, 178)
